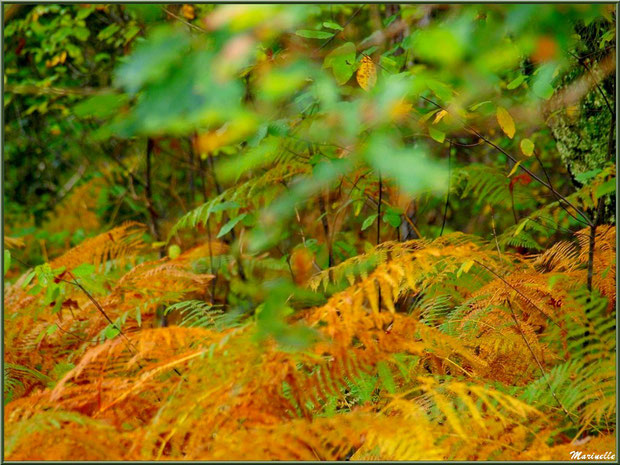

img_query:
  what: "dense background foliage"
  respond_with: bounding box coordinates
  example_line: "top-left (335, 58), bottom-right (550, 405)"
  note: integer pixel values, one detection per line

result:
top-left (3, 3), bottom-right (617, 460)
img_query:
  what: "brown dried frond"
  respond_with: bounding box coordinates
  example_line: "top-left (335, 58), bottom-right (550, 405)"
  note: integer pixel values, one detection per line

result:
top-left (576, 225), bottom-right (616, 306)
top-left (6, 410), bottom-right (126, 461)
top-left (4, 251), bottom-right (214, 398)
top-left (531, 240), bottom-right (580, 272)
top-left (4, 235), bottom-right (26, 249)
top-left (50, 221), bottom-right (146, 271)
top-left (517, 431), bottom-right (616, 460)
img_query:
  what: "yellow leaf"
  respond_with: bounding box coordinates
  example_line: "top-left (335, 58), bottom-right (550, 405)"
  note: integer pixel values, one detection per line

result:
top-left (357, 56), bottom-right (377, 91)
top-left (182, 4), bottom-right (195, 20)
top-left (566, 105), bottom-right (579, 119)
top-left (433, 109), bottom-right (448, 124)
top-left (456, 259), bottom-right (474, 278)
top-left (419, 108), bottom-right (440, 125)
top-left (389, 99), bottom-right (413, 122)
top-left (496, 106), bottom-right (515, 139)
top-left (507, 160), bottom-right (522, 178)
top-left (520, 138), bottom-right (534, 157)
top-left (514, 218), bottom-right (529, 236)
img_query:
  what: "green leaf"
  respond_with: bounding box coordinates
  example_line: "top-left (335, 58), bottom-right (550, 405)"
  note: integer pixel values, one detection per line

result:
top-left (429, 126), bottom-right (446, 144)
top-left (532, 63), bottom-right (556, 100)
top-left (383, 212), bottom-right (402, 228)
top-left (21, 270), bottom-right (35, 287)
top-left (73, 27), bottom-right (90, 41)
top-left (507, 74), bottom-right (526, 90)
top-left (520, 138), bottom-right (535, 156)
top-left (596, 179), bottom-right (615, 199)
top-left (361, 214), bottom-right (378, 231)
top-left (469, 101), bottom-right (492, 112)
top-left (97, 23), bottom-right (120, 40)
top-left (575, 169), bottom-right (602, 184)
top-left (4, 250), bottom-right (11, 277)
top-left (217, 213), bottom-right (248, 238)
top-left (426, 79), bottom-right (453, 102)
top-left (168, 244), bottom-right (181, 259)
top-left (209, 201), bottom-right (241, 213)
top-left (323, 42), bottom-right (356, 85)
top-left (322, 21), bottom-right (343, 31)
top-left (104, 326), bottom-right (120, 339)
top-left (124, 25), bottom-right (141, 44)
top-left (73, 94), bottom-right (129, 120)
top-left (514, 219), bottom-right (529, 237)
top-left (295, 29), bottom-right (334, 39)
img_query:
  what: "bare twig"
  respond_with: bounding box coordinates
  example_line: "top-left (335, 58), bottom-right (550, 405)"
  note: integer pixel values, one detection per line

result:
top-left (439, 141), bottom-right (452, 237)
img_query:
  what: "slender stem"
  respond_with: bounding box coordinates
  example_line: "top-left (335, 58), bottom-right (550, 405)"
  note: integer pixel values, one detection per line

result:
top-left (145, 138), bottom-right (161, 244)
top-left (439, 142), bottom-right (452, 237)
top-left (318, 194), bottom-right (333, 268)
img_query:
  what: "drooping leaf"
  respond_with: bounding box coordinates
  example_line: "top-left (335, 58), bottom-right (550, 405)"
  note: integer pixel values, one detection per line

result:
top-left (361, 214), bottom-right (378, 231)
top-left (433, 109), bottom-right (448, 124)
top-left (322, 21), bottom-right (343, 31)
top-left (496, 106), bottom-right (515, 139)
top-left (217, 213), bottom-right (248, 238)
top-left (295, 29), bottom-right (334, 39)
top-left (356, 56), bottom-right (377, 91)
top-left (507, 160), bottom-right (522, 178)
top-left (507, 74), bottom-right (526, 90)
top-left (429, 126), bottom-right (446, 144)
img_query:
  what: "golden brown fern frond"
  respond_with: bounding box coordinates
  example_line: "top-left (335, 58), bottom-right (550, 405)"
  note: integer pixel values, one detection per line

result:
top-left (576, 225), bottom-right (616, 307)
top-left (4, 248), bottom-right (214, 399)
top-left (517, 431), bottom-right (616, 460)
top-left (5, 410), bottom-right (126, 461)
top-left (4, 235), bottom-right (25, 249)
top-left (531, 240), bottom-right (580, 273)
top-left (50, 221), bottom-right (146, 271)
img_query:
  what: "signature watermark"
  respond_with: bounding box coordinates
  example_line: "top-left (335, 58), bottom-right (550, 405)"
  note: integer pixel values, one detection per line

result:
top-left (570, 451), bottom-right (616, 460)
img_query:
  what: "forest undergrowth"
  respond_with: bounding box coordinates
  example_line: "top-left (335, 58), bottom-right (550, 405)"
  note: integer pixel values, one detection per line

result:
top-left (3, 3), bottom-right (617, 461)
